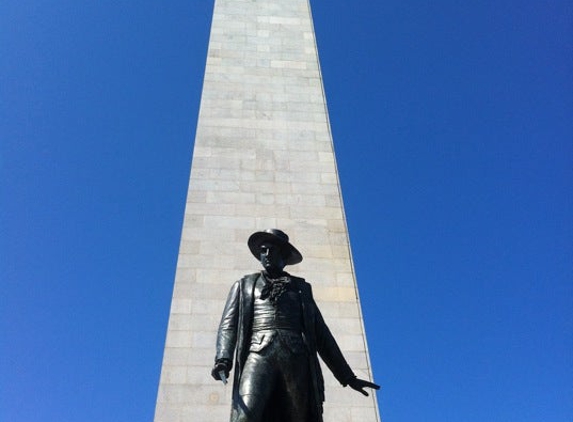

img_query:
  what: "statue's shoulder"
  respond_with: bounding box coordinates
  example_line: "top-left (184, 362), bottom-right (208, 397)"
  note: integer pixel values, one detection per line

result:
top-left (241, 272), bottom-right (260, 281)
top-left (228, 272), bottom-right (259, 289)
top-left (238, 272), bottom-right (261, 287)
top-left (289, 275), bottom-right (312, 294)
top-left (290, 274), bottom-right (307, 284)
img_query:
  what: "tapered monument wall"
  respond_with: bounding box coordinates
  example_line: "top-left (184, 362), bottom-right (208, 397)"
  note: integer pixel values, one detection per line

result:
top-left (154, 0), bottom-right (380, 421)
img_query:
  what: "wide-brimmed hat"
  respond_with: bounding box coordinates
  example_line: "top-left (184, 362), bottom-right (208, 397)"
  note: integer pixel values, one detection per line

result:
top-left (247, 229), bottom-right (303, 266)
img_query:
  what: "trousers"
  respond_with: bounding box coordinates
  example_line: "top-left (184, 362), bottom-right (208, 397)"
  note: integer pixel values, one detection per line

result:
top-left (233, 329), bottom-right (311, 422)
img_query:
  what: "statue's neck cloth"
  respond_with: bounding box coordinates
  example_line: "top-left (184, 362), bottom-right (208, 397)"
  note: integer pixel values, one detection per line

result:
top-left (260, 273), bottom-right (291, 305)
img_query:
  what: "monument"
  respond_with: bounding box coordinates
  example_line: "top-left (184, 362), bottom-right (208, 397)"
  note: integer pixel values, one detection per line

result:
top-left (154, 0), bottom-right (381, 421)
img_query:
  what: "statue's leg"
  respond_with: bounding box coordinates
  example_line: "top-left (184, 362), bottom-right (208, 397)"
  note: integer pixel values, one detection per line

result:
top-left (277, 352), bottom-right (311, 421)
top-left (235, 351), bottom-right (275, 422)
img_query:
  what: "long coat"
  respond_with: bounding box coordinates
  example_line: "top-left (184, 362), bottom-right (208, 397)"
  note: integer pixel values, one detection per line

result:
top-left (215, 272), bottom-right (356, 422)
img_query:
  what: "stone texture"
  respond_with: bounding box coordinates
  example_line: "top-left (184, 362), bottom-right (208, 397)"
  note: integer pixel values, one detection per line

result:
top-left (154, 0), bottom-right (380, 421)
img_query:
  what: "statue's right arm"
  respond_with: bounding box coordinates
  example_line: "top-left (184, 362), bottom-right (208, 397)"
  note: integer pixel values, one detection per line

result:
top-left (215, 280), bottom-right (241, 366)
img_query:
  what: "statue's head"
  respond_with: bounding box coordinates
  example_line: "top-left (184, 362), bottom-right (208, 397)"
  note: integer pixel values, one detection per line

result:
top-left (248, 229), bottom-right (303, 272)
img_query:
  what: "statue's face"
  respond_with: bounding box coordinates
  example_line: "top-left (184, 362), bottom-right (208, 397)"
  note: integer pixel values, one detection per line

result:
top-left (259, 243), bottom-right (285, 273)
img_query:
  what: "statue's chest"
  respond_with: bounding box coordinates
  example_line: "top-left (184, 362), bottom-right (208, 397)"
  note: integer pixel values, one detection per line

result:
top-left (252, 279), bottom-right (302, 330)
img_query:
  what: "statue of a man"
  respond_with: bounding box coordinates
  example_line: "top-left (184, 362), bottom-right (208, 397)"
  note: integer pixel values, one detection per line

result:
top-left (211, 229), bottom-right (379, 422)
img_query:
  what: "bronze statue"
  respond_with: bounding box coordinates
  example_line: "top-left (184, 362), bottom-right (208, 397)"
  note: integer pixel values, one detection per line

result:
top-left (211, 229), bottom-right (380, 422)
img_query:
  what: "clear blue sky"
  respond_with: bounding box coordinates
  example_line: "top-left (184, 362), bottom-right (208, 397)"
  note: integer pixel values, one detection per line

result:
top-left (2, 1), bottom-right (571, 421)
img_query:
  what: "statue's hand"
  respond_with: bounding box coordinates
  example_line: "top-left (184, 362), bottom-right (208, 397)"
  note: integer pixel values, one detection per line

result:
top-left (348, 377), bottom-right (380, 396)
top-left (211, 360), bottom-right (231, 381)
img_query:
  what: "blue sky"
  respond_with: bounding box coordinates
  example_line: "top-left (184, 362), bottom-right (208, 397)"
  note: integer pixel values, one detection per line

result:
top-left (2, 1), bottom-right (571, 421)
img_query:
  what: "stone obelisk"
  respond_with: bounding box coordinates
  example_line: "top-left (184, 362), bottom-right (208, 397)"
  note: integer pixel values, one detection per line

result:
top-left (154, 0), bottom-right (380, 421)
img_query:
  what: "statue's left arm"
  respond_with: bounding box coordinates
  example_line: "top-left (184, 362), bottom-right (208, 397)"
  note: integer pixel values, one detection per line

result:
top-left (313, 301), bottom-right (380, 396)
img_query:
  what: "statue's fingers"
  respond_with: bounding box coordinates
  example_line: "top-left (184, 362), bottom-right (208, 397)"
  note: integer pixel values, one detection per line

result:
top-left (356, 378), bottom-right (380, 390)
top-left (367, 382), bottom-right (381, 390)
